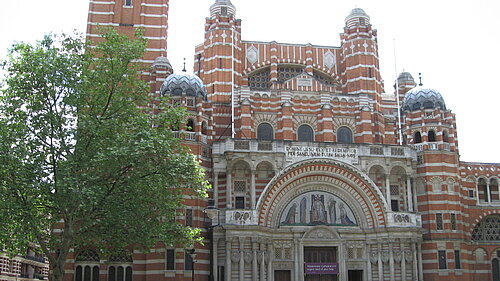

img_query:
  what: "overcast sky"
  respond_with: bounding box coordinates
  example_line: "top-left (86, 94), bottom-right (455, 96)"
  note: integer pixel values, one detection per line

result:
top-left (1, 0), bottom-right (499, 163)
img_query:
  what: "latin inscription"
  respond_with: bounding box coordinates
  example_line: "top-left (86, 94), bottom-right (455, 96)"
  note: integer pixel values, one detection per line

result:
top-left (285, 146), bottom-right (358, 163)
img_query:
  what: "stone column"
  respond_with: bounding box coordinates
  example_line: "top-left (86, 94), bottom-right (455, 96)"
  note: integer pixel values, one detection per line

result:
top-left (250, 170), bottom-right (256, 208)
top-left (214, 172), bottom-right (219, 207)
top-left (389, 243), bottom-right (395, 281)
top-left (487, 181), bottom-right (492, 204)
top-left (417, 242), bottom-right (424, 281)
top-left (400, 241), bottom-right (406, 281)
top-left (294, 239), bottom-right (300, 280)
top-left (377, 243), bottom-right (383, 281)
top-left (239, 238), bottom-right (244, 281)
top-left (386, 176), bottom-right (392, 211)
top-left (412, 242), bottom-right (418, 281)
top-left (213, 237), bottom-right (219, 281)
top-left (226, 238), bottom-right (232, 281)
top-left (267, 242), bottom-right (273, 281)
top-left (476, 179), bottom-right (481, 205)
top-left (252, 241), bottom-right (258, 281)
top-left (260, 243), bottom-right (266, 281)
top-left (226, 170), bottom-right (232, 208)
top-left (406, 177), bottom-right (413, 212)
top-left (412, 178), bottom-right (418, 212)
top-left (366, 243), bottom-right (372, 281)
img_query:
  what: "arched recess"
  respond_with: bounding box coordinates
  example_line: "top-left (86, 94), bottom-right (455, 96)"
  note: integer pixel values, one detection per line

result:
top-left (368, 165), bottom-right (387, 198)
top-left (255, 161), bottom-right (275, 202)
top-left (256, 159), bottom-right (388, 228)
top-left (231, 160), bottom-right (252, 209)
top-left (472, 215), bottom-right (500, 242)
top-left (389, 166), bottom-right (409, 212)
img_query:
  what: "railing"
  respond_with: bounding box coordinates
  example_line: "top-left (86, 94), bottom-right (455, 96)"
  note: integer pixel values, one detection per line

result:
top-left (185, 132), bottom-right (196, 141)
top-left (24, 255), bottom-right (45, 263)
top-left (428, 142), bottom-right (439, 150)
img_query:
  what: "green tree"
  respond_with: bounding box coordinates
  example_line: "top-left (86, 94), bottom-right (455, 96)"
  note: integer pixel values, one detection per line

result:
top-left (0, 30), bottom-right (208, 281)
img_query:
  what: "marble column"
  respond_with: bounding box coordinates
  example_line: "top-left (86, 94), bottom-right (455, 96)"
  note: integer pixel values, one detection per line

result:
top-left (377, 243), bottom-right (383, 281)
top-left (250, 170), bottom-right (256, 208)
top-left (294, 239), bottom-right (299, 280)
top-left (412, 242), bottom-right (418, 281)
top-left (476, 179), bottom-right (481, 205)
top-left (213, 237), bottom-right (219, 281)
top-left (400, 241), bottom-right (406, 281)
top-left (487, 181), bottom-right (492, 204)
top-left (214, 172), bottom-right (219, 207)
top-left (267, 242), bottom-right (273, 281)
top-left (412, 178), bottom-right (418, 212)
top-left (386, 176), bottom-right (392, 211)
top-left (252, 241), bottom-right (258, 281)
top-left (226, 238), bottom-right (232, 281)
top-left (406, 177), bottom-right (413, 212)
top-left (239, 238), bottom-right (244, 281)
top-left (260, 244), bottom-right (266, 281)
top-left (417, 242), bottom-right (424, 281)
top-left (226, 171), bottom-right (232, 208)
top-left (389, 243), bottom-right (395, 281)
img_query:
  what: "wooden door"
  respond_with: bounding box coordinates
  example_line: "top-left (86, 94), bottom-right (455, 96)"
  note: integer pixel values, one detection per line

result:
top-left (275, 270), bottom-right (291, 281)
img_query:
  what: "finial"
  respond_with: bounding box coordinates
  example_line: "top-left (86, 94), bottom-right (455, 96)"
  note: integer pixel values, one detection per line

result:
top-left (182, 58), bottom-right (187, 72)
top-left (418, 72), bottom-right (423, 86)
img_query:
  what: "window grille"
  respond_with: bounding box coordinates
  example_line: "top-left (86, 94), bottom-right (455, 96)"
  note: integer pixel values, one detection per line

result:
top-left (277, 66), bottom-right (304, 83)
top-left (438, 250), bottom-right (447, 269)
top-left (275, 248), bottom-right (282, 259)
top-left (76, 250), bottom-right (100, 262)
top-left (234, 140), bottom-right (250, 150)
top-left (472, 215), bottom-right (500, 241)
top-left (234, 181), bottom-right (246, 193)
top-left (436, 213), bottom-right (443, 230)
top-left (249, 69), bottom-right (271, 90)
top-left (185, 209), bottom-right (193, 227)
top-left (390, 185), bottom-right (399, 196)
top-left (347, 248), bottom-right (355, 259)
top-left (450, 214), bottom-right (457, 230)
top-left (284, 248), bottom-right (292, 260)
top-left (391, 147), bottom-right (404, 156)
top-left (109, 252), bottom-right (132, 263)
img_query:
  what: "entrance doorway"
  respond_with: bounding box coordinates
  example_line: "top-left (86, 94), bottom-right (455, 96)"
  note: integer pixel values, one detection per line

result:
top-left (493, 258), bottom-right (500, 281)
top-left (275, 270), bottom-right (291, 281)
top-left (348, 270), bottom-right (363, 281)
top-left (304, 247), bottom-right (338, 281)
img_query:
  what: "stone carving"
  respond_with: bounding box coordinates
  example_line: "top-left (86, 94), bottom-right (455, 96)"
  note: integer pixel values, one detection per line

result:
top-left (305, 229), bottom-right (334, 239)
top-left (324, 51), bottom-right (335, 69)
top-left (246, 46), bottom-right (258, 64)
top-left (393, 250), bottom-right (402, 263)
top-left (231, 250), bottom-right (240, 263)
top-left (381, 251), bottom-right (389, 264)
top-left (280, 191), bottom-right (356, 226)
top-left (405, 250), bottom-right (413, 262)
top-left (369, 251), bottom-right (378, 264)
top-left (244, 250), bottom-right (253, 263)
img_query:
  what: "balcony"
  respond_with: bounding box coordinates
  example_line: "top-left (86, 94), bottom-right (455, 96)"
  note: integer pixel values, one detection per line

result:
top-left (213, 139), bottom-right (416, 165)
top-left (411, 141), bottom-right (452, 152)
top-left (225, 209), bottom-right (258, 225)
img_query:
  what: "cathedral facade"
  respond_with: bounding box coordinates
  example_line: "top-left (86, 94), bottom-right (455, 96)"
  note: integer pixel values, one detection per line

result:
top-left (66, 1), bottom-right (500, 281)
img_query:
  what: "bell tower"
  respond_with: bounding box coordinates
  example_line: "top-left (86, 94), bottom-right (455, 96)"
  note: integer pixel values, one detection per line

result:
top-left (86, 0), bottom-right (172, 75)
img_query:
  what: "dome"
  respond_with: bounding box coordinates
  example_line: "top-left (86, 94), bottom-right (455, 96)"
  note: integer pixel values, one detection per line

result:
top-left (152, 56), bottom-right (172, 70)
top-left (398, 72), bottom-right (414, 83)
top-left (345, 8), bottom-right (370, 28)
top-left (402, 87), bottom-right (446, 112)
top-left (210, 0), bottom-right (236, 17)
top-left (160, 73), bottom-right (207, 100)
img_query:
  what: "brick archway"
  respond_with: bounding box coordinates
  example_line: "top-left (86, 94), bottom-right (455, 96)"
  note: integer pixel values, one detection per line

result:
top-left (256, 159), bottom-right (388, 228)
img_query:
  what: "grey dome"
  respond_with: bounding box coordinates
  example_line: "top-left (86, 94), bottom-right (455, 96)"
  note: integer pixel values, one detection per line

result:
top-left (345, 8), bottom-right (370, 28)
top-left (161, 73), bottom-right (207, 100)
top-left (210, 0), bottom-right (236, 17)
top-left (398, 72), bottom-right (414, 82)
top-left (402, 87), bottom-right (446, 112)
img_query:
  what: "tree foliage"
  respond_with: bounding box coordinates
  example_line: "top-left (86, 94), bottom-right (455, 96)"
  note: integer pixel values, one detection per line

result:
top-left (0, 29), bottom-right (208, 281)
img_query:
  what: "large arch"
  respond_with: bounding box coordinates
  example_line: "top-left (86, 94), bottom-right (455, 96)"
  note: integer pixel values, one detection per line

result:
top-left (256, 159), bottom-right (388, 228)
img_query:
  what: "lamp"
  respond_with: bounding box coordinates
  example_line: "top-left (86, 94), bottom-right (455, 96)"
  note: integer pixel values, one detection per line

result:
top-left (187, 249), bottom-right (196, 281)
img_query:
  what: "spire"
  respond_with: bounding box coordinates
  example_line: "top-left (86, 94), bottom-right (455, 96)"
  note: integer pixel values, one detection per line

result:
top-left (182, 58), bottom-right (186, 72)
top-left (210, 0), bottom-right (236, 17)
top-left (418, 72), bottom-right (423, 86)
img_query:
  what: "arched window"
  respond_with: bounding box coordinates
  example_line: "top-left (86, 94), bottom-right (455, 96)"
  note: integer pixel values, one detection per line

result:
top-left (201, 121), bottom-right (208, 135)
top-left (75, 250), bottom-right (100, 281)
top-left (337, 127), bottom-right (353, 144)
top-left (478, 178), bottom-right (488, 202)
top-left (108, 252), bottom-right (133, 281)
top-left (442, 130), bottom-right (449, 143)
top-left (257, 123), bottom-right (273, 141)
top-left (428, 130), bottom-right (436, 142)
top-left (472, 215), bottom-right (500, 241)
top-left (414, 131), bottom-right (422, 144)
top-left (186, 119), bottom-right (195, 132)
top-left (297, 124), bottom-right (314, 142)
